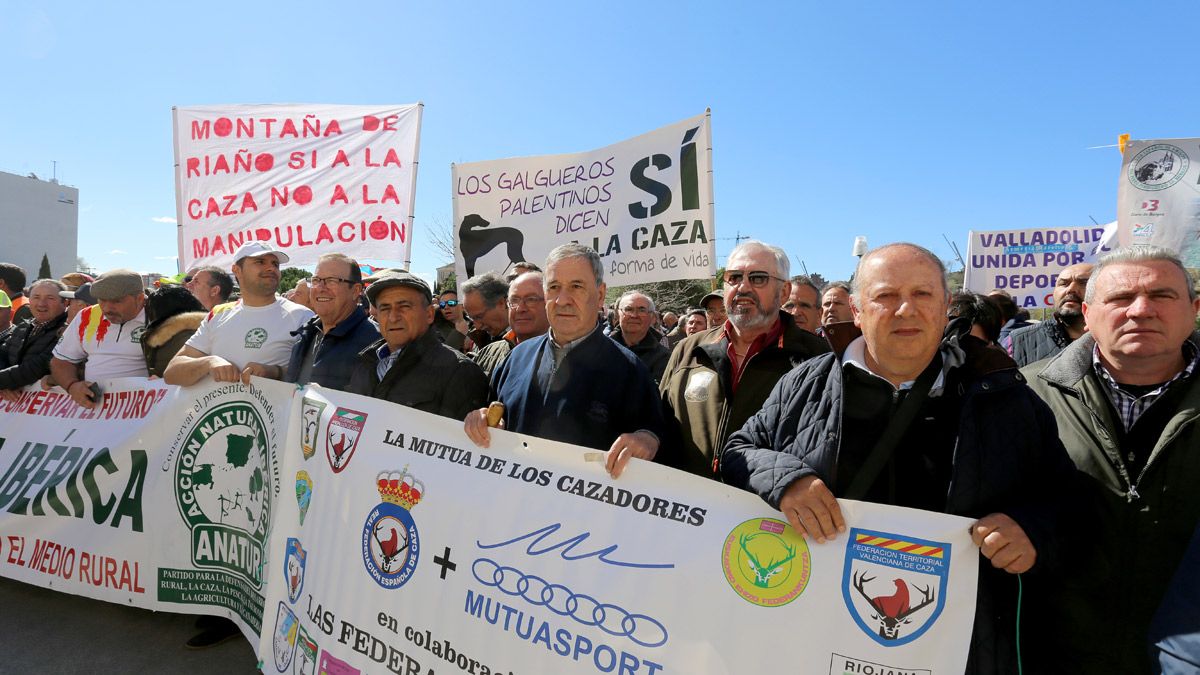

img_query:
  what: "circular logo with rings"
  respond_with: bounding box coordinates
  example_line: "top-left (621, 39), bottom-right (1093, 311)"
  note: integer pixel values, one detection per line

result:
top-left (721, 517), bottom-right (811, 607)
top-left (1129, 143), bottom-right (1190, 191)
top-left (471, 557), bottom-right (668, 648)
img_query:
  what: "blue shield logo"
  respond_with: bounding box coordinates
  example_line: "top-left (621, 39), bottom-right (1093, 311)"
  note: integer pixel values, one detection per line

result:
top-left (842, 528), bottom-right (950, 647)
top-left (283, 538), bottom-right (307, 604)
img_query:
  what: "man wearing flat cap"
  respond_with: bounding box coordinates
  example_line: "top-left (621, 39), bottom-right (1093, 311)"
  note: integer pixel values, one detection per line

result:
top-left (165, 242), bottom-right (313, 386)
top-left (347, 271), bottom-right (489, 420)
top-left (50, 268), bottom-right (149, 409)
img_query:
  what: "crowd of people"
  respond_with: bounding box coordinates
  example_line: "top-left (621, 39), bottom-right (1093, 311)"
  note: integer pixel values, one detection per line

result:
top-left (0, 236), bottom-right (1198, 673)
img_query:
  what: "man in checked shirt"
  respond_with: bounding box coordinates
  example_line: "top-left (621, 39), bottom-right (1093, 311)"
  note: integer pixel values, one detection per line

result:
top-left (1023, 246), bottom-right (1200, 675)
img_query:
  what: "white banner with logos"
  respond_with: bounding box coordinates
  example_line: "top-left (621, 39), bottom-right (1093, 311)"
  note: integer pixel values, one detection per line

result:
top-left (257, 385), bottom-right (978, 675)
top-left (0, 378), bottom-right (980, 673)
top-left (173, 103), bottom-right (422, 271)
top-left (0, 378), bottom-right (290, 639)
top-left (963, 224), bottom-right (1116, 308)
top-left (1117, 137), bottom-right (1200, 267)
top-left (451, 113), bottom-right (716, 287)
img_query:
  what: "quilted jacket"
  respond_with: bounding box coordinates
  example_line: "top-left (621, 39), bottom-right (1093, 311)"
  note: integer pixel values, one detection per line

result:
top-left (722, 330), bottom-right (1076, 675)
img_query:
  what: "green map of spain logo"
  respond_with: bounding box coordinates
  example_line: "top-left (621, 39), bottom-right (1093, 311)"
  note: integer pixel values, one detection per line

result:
top-left (175, 401), bottom-right (271, 588)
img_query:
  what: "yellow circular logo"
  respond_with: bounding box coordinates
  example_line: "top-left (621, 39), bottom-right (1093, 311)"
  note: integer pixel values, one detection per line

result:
top-left (721, 518), bottom-right (812, 607)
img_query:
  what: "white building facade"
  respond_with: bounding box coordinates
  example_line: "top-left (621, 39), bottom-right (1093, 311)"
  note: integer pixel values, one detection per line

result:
top-left (0, 170), bottom-right (79, 283)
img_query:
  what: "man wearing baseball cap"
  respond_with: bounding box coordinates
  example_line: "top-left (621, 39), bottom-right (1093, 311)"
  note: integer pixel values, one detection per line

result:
top-left (50, 268), bottom-right (149, 409)
top-left (347, 271), bottom-right (488, 420)
top-left (165, 242), bottom-right (313, 386)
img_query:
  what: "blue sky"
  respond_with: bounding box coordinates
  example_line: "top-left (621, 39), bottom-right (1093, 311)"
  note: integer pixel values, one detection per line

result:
top-left (4, 1), bottom-right (1198, 284)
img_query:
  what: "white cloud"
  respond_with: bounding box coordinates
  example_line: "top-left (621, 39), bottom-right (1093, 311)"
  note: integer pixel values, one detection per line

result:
top-left (109, 249), bottom-right (127, 255)
top-left (151, 216), bottom-right (177, 224)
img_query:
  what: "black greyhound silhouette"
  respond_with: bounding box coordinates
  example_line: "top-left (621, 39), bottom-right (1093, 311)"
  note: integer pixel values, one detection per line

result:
top-left (459, 214), bottom-right (526, 277)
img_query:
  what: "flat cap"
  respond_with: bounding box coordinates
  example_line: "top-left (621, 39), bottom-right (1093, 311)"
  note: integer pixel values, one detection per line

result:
top-left (90, 269), bottom-right (144, 301)
top-left (365, 271), bottom-right (432, 306)
top-left (60, 282), bottom-right (97, 305)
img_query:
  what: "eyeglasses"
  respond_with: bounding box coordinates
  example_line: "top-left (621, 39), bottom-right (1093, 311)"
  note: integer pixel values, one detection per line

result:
top-left (723, 271), bottom-right (784, 288)
top-left (310, 276), bottom-right (354, 288)
top-left (182, 275), bottom-right (194, 283)
top-left (506, 296), bottom-right (544, 309)
top-left (438, 300), bottom-right (460, 309)
top-left (620, 306), bottom-right (651, 316)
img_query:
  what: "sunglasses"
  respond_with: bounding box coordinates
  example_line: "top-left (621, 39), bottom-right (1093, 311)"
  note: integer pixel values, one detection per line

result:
top-left (438, 300), bottom-right (460, 309)
top-left (723, 271), bottom-right (784, 288)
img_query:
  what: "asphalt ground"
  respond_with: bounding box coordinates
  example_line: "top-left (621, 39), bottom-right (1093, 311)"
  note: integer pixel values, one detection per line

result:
top-left (0, 576), bottom-right (259, 674)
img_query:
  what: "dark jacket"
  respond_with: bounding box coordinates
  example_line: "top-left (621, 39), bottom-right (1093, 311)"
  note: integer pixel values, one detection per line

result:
top-left (473, 332), bottom-right (516, 378)
top-left (1007, 317), bottom-right (1073, 367)
top-left (1023, 333), bottom-right (1200, 675)
top-left (142, 311), bottom-right (204, 378)
top-left (723, 329), bottom-right (1075, 675)
top-left (434, 319), bottom-right (467, 352)
top-left (611, 329), bottom-right (671, 384)
top-left (659, 312), bottom-right (830, 477)
top-left (1150, 522), bottom-right (1200, 673)
top-left (491, 326), bottom-right (665, 452)
top-left (0, 312), bottom-right (69, 389)
top-left (285, 307), bottom-right (381, 391)
top-left (347, 327), bottom-right (488, 421)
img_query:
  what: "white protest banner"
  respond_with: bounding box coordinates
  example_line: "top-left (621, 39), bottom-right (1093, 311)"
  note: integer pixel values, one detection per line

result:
top-left (963, 223), bottom-right (1116, 308)
top-left (1116, 137), bottom-right (1200, 267)
top-left (0, 377), bottom-right (290, 642)
top-left (258, 385), bottom-right (978, 675)
top-left (173, 103), bottom-right (422, 271)
top-left (451, 113), bottom-right (715, 286)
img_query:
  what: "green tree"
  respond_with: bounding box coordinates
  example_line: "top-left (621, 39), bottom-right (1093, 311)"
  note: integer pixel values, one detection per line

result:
top-left (38, 254), bottom-right (51, 279)
top-left (279, 267), bottom-right (312, 292)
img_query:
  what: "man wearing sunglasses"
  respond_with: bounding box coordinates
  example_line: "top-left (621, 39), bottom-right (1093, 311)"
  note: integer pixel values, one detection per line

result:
top-left (659, 240), bottom-right (830, 478)
top-left (283, 253), bottom-right (380, 391)
top-left (433, 290), bottom-right (468, 352)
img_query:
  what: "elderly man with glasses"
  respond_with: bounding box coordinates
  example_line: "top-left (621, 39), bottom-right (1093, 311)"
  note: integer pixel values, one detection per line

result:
top-left (658, 240), bottom-right (830, 478)
top-left (611, 290), bottom-right (671, 384)
top-left (473, 271), bottom-right (550, 377)
top-left (283, 253), bottom-right (380, 391)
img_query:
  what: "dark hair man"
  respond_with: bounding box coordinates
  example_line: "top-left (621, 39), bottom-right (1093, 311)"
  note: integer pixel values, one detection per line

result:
top-left (782, 275), bottom-right (821, 333)
top-left (347, 272), bottom-right (487, 420)
top-left (1023, 247), bottom-right (1200, 674)
top-left (473, 271), bottom-right (549, 377)
top-left (683, 308), bottom-right (708, 335)
top-left (165, 242), bottom-right (313, 386)
top-left (185, 266), bottom-right (234, 311)
top-left (464, 243), bottom-right (665, 479)
top-left (722, 243), bottom-right (1074, 672)
top-left (820, 281), bottom-right (854, 326)
top-left (284, 253), bottom-right (380, 391)
top-left (1006, 262), bottom-right (1092, 366)
top-left (0, 262), bottom-right (31, 324)
top-left (660, 240), bottom-right (830, 478)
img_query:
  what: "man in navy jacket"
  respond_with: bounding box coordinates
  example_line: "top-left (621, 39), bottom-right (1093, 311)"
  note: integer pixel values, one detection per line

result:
top-left (285, 253), bottom-right (379, 390)
top-left (464, 243), bottom-right (665, 479)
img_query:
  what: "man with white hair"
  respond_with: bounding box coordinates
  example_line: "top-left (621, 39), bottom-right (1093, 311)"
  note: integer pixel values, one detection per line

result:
top-left (464, 243), bottom-right (664, 479)
top-left (722, 242), bottom-right (1073, 673)
top-left (658, 240), bottom-right (829, 478)
top-left (611, 290), bottom-right (671, 383)
top-left (1023, 246), bottom-right (1200, 674)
